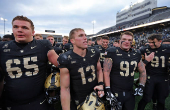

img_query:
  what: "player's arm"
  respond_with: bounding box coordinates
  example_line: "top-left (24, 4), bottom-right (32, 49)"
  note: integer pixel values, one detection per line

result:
top-left (103, 58), bottom-right (112, 87)
top-left (47, 50), bottom-right (59, 67)
top-left (94, 59), bottom-right (104, 97)
top-left (137, 60), bottom-right (146, 85)
top-left (60, 67), bottom-right (70, 110)
top-left (97, 58), bottom-right (103, 83)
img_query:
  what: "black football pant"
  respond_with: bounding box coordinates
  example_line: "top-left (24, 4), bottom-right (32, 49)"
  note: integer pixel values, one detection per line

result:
top-left (137, 75), bottom-right (169, 110)
top-left (113, 91), bottom-right (135, 110)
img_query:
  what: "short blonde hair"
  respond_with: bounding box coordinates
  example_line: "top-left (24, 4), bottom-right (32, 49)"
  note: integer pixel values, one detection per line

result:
top-left (69, 28), bottom-right (84, 39)
top-left (46, 35), bottom-right (54, 39)
top-left (34, 34), bottom-right (43, 38)
top-left (63, 36), bottom-right (69, 40)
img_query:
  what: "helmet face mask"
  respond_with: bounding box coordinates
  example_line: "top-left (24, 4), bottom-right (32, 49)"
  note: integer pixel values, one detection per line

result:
top-left (44, 72), bottom-right (60, 104)
top-left (46, 89), bottom-right (60, 104)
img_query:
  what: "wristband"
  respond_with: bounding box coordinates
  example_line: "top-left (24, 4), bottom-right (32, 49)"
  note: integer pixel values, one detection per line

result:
top-left (98, 82), bottom-right (104, 86)
top-left (139, 83), bottom-right (145, 87)
top-left (105, 86), bottom-right (110, 89)
top-left (143, 60), bottom-right (149, 65)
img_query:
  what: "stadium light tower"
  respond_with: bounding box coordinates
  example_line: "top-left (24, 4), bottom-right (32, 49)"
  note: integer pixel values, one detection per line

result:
top-left (1, 17), bottom-right (7, 35)
top-left (91, 20), bottom-right (96, 35)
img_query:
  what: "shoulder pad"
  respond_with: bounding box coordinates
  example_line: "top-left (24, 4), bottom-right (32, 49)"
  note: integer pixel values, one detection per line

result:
top-left (132, 48), bottom-right (141, 55)
top-left (88, 47), bottom-right (100, 54)
top-left (106, 47), bottom-right (117, 53)
top-left (57, 52), bottom-right (70, 65)
top-left (162, 44), bottom-right (170, 49)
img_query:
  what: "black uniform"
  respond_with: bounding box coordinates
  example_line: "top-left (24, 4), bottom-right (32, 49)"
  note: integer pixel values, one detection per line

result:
top-left (64, 43), bottom-right (73, 52)
top-left (46, 46), bottom-right (62, 75)
top-left (56, 43), bottom-right (65, 53)
top-left (138, 44), bottom-right (170, 110)
top-left (0, 39), bottom-right (55, 110)
top-left (58, 47), bottom-right (100, 109)
top-left (105, 47), bottom-right (141, 110)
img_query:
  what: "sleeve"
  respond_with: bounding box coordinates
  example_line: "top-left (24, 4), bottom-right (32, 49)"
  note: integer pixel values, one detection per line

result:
top-left (137, 49), bottom-right (142, 62)
top-left (54, 47), bottom-right (62, 55)
top-left (57, 53), bottom-right (69, 68)
top-left (105, 47), bottom-right (116, 58)
top-left (44, 40), bottom-right (54, 51)
top-left (139, 47), bottom-right (145, 55)
top-left (94, 47), bottom-right (100, 59)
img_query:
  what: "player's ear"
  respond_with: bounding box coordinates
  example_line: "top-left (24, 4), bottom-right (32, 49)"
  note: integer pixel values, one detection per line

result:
top-left (32, 31), bottom-right (35, 37)
top-left (70, 39), bottom-right (75, 44)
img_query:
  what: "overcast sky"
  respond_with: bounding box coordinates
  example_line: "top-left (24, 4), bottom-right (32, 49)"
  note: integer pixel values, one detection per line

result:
top-left (0, 0), bottom-right (170, 37)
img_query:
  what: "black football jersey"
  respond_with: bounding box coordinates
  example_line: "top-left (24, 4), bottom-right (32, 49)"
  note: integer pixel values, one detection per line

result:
top-left (105, 47), bottom-right (141, 92)
top-left (54, 46), bottom-right (62, 55)
top-left (96, 45), bottom-right (109, 68)
top-left (140, 44), bottom-right (170, 76)
top-left (0, 39), bottom-right (53, 105)
top-left (58, 47), bottom-right (100, 105)
top-left (0, 68), bottom-right (4, 81)
top-left (56, 43), bottom-right (65, 53)
top-left (64, 43), bottom-right (73, 52)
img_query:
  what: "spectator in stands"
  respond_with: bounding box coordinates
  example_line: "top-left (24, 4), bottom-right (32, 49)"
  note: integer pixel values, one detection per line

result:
top-left (34, 34), bottom-right (43, 40)
top-left (2, 34), bottom-right (14, 41)
top-left (113, 39), bottom-right (120, 47)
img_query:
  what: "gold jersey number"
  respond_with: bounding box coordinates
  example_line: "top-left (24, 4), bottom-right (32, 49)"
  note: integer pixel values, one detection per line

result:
top-left (120, 61), bottom-right (137, 77)
top-left (151, 56), bottom-right (165, 67)
top-left (6, 56), bottom-right (39, 78)
top-left (78, 65), bottom-right (96, 85)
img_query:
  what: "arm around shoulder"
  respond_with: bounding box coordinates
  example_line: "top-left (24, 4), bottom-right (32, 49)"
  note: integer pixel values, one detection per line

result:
top-left (47, 49), bottom-right (59, 67)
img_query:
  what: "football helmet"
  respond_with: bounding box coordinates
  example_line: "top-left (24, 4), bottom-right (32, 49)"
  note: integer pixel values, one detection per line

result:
top-left (132, 39), bottom-right (135, 46)
top-left (44, 71), bottom-right (60, 104)
top-left (77, 91), bottom-right (105, 110)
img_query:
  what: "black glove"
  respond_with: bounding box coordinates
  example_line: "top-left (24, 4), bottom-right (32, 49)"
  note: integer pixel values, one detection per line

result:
top-left (134, 83), bottom-right (145, 96)
top-left (105, 87), bottom-right (118, 104)
top-left (105, 87), bottom-right (122, 110)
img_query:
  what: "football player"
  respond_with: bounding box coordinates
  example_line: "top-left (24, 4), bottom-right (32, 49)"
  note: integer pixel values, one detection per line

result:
top-left (56, 36), bottom-right (69, 53)
top-left (87, 38), bottom-right (93, 47)
top-left (98, 36), bottom-right (110, 68)
top-left (34, 34), bottom-right (43, 40)
top-left (95, 37), bottom-right (103, 46)
top-left (64, 39), bottom-right (73, 52)
top-left (58, 28), bottom-right (104, 110)
top-left (113, 39), bottom-right (120, 47)
top-left (0, 15), bottom-right (59, 110)
top-left (138, 34), bottom-right (170, 110)
top-left (103, 31), bottom-right (146, 110)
